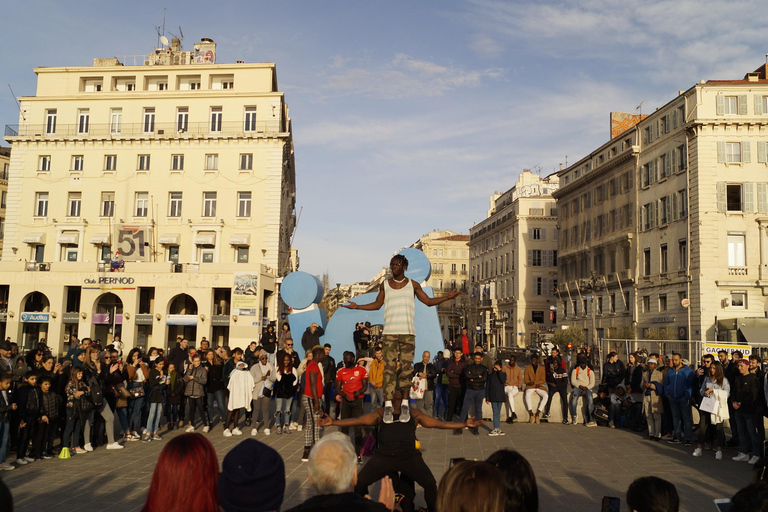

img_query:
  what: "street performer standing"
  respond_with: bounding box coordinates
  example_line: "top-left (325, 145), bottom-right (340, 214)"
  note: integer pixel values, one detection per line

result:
top-left (343, 254), bottom-right (460, 423)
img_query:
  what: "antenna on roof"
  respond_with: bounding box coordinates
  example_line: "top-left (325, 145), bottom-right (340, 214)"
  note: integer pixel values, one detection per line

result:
top-left (7, 84), bottom-right (25, 121)
top-left (636, 100), bottom-right (645, 116)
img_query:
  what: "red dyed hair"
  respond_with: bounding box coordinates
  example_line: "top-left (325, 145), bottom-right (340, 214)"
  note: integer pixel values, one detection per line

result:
top-left (142, 433), bottom-right (220, 512)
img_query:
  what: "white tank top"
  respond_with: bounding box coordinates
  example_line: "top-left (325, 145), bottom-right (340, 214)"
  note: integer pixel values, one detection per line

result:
top-left (383, 280), bottom-right (416, 335)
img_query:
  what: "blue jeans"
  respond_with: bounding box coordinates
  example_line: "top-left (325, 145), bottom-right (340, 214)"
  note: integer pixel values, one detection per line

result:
top-left (735, 410), bottom-right (760, 456)
top-left (609, 403), bottom-right (622, 426)
top-left (491, 401), bottom-right (503, 430)
top-left (207, 390), bottom-right (227, 425)
top-left (116, 406), bottom-right (130, 434)
top-left (128, 396), bottom-right (145, 433)
top-left (147, 403), bottom-right (163, 434)
top-left (0, 419), bottom-right (9, 463)
top-left (434, 383), bottom-right (449, 418)
top-left (570, 388), bottom-right (594, 423)
top-left (668, 396), bottom-right (693, 442)
top-left (459, 388), bottom-right (484, 422)
top-left (275, 397), bottom-right (293, 427)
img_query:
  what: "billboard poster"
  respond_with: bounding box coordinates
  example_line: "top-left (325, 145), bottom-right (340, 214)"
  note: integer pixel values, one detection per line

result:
top-left (232, 272), bottom-right (259, 316)
top-left (114, 224), bottom-right (150, 262)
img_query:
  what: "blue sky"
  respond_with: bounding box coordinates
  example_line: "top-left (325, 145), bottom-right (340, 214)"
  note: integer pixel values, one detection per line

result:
top-left (1, 0), bottom-right (765, 285)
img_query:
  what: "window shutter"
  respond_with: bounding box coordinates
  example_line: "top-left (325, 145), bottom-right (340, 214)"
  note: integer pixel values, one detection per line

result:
top-left (672, 193), bottom-right (678, 221)
top-left (528, 231), bottom-right (533, 240)
top-left (717, 141), bottom-right (726, 163)
top-left (758, 183), bottom-right (768, 213)
top-left (546, 250), bottom-right (553, 267)
top-left (745, 182), bottom-right (755, 213)
top-left (716, 94), bottom-right (724, 115)
top-left (652, 159), bottom-right (658, 183)
top-left (650, 202), bottom-right (656, 228)
top-left (665, 195), bottom-right (672, 223)
top-left (716, 182), bottom-right (726, 212)
top-left (665, 152), bottom-right (671, 177)
top-left (756, 94), bottom-right (764, 115)
top-left (527, 250), bottom-right (532, 266)
top-left (739, 94), bottom-right (748, 115)
top-left (743, 141), bottom-right (751, 163)
top-left (673, 109), bottom-right (678, 128)
top-left (759, 141), bottom-right (768, 163)
top-left (671, 149), bottom-right (677, 172)
top-left (618, 207), bottom-right (625, 227)
top-left (541, 229), bottom-right (547, 241)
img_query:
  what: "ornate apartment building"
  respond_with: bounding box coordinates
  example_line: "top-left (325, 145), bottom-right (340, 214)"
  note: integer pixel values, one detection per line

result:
top-left (469, 171), bottom-right (559, 348)
top-left (2, 37), bottom-right (297, 352)
top-left (555, 61), bottom-right (768, 344)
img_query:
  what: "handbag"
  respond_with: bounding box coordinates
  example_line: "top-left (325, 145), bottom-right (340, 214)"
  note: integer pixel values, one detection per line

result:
top-left (113, 383), bottom-right (130, 399)
top-left (409, 376), bottom-right (426, 400)
top-left (699, 394), bottom-right (719, 414)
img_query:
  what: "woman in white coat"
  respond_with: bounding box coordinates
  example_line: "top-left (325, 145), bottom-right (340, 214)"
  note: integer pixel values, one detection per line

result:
top-left (249, 350), bottom-right (276, 436)
top-left (693, 361), bottom-right (730, 459)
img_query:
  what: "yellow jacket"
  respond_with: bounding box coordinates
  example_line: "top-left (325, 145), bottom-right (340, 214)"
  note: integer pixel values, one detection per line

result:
top-left (369, 358), bottom-right (384, 388)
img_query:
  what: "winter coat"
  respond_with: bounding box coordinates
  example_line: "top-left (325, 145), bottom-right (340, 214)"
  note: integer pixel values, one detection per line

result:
top-left (602, 360), bottom-right (626, 389)
top-left (274, 369), bottom-right (299, 399)
top-left (486, 370), bottom-right (507, 402)
top-left (250, 362), bottom-right (276, 400)
top-left (147, 368), bottom-right (166, 403)
top-left (463, 363), bottom-right (489, 391)
top-left (446, 358), bottom-right (467, 388)
top-left (206, 364), bottom-right (225, 393)
top-left (664, 365), bottom-right (694, 400)
top-left (524, 364), bottom-right (547, 391)
top-left (641, 368), bottom-right (665, 414)
top-left (167, 371), bottom-right (185, 405)
top-left (183, 365), bottom-right (208, 397)
top-left (414, 362), bottom-right (437, 391)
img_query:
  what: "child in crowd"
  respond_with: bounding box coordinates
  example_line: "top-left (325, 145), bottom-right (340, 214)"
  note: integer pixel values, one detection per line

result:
top-left (28, 374), bottom-right (62, 459)
top-left (62, 367), bottom-right (90, 455)
top-left (166, 362), bottom-right (184, 430)
top-left (14, 371), bottom-right (37, 465)
top-left (0, 372), bottom-right (16, 470)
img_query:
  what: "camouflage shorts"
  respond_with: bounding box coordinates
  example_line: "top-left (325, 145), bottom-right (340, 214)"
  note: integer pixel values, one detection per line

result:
top-left (381, 334), bottom-right (415, 401)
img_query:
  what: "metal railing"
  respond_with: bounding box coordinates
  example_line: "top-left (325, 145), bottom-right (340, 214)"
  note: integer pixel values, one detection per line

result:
top-left (600, 338), bottom-right (701, 366)
top-left (5, 120), bottom-right (283, 139)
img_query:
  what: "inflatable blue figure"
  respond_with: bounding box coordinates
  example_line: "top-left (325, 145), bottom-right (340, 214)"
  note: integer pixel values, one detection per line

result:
top-left (280, 248), bottom-right (450, 364)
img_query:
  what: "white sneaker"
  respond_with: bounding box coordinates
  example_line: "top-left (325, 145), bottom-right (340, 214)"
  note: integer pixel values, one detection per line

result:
top-left (383, 401), bottom-right (394, 424)
top-left (251, 428), bottom-right (258, 436)
top-left (749, 455), bottom-right (760, 465)
top-left (202, 426), bottom-right (210, 433)
top-left (585, 421), bottom-right (597, 427)
top-left (83, 443), bottom-right (94, 452)
top-left (297, 424), bottom-right (303, 431)
top-left (264, 428), bottom-right (271, 436)
top-left (715, 451), bottom-right (723, 460)
top-left (692, 448), bottom-right (702, 457)
top-left (232, 428), bottom-right (243, 435)
top-left (15, 458), bottom-right (27, 465)
top-left (185, 426), bottom-right (195, 433)
top-left (289, 422), bottom-right (298, 431)
top-left (0, 463), bottom-right (15, 471)
top-left (733, 452), bottom-right (750, 462)
top-left (106, 442), bottom-right (124, 450)
top-left (399, 403), bottom-right (410, 423)
top-left (23, 457), bottom-right (34, 463)
top-left (223, 429), bottom-right (232, 437)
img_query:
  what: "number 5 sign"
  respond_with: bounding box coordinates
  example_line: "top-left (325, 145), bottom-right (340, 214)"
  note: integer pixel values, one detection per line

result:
top-left (115, 225), bottom-right (150, 261)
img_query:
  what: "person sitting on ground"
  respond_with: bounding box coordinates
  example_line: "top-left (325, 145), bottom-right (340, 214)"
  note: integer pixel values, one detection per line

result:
top-left (625, 476), bottom-right (679, 512)
top-left (569, 356), bottom-right (597, 427)
top-left (284, 432), bottom-right (394, 512)
top-left (486, 449), bottom-right (538, 512)
top-left (608, 385), bottom-right (633, 429)
top-left (436, 460), bottom-right (506, 512)
top-left (319, 388), bottom-right (482, 512)
top-left (523, 354), bottom-right (548, 424)
top-left (142, 433), bottom-right (219, 512)
top-left (219, 438), bottom-right (285, 512)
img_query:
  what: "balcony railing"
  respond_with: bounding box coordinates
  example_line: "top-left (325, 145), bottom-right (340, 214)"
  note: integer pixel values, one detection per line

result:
top-left (25, 262), bottom-right (51, 272)
top-left (5, 120), bottom-right (283, 139)
top-left (728, 267), bottom-right (748, 276)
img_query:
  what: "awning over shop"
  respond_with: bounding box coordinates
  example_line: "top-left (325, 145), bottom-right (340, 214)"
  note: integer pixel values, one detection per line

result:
top-left (57, 232), bottom-right (79, 245)
top-left (195, 232), bottom-right (216, 245)
top-left (738, 325), bottom-right (768, 344)
top-left (229, 234), bottom-right (250, 246)
top-left (159, 233), bottom-right (180, 245)
top-left (22, 233), bottom-right (46, 244)
top-left (89, 233), bottom-right (110, 244)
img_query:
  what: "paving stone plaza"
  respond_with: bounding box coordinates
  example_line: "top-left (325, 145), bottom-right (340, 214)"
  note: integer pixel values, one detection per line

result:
top-left (1, 418), bottom-right (752, 512)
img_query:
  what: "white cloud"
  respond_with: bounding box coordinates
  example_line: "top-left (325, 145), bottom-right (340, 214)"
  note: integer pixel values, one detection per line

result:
top-left (470, 34), bottom-right (504, 59)
top-left (319, 53), bottom-right (503, 99)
